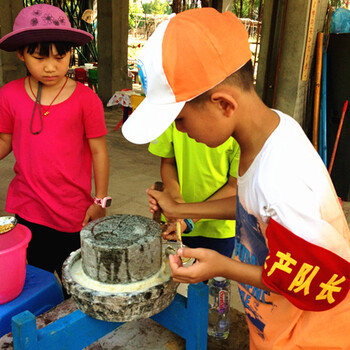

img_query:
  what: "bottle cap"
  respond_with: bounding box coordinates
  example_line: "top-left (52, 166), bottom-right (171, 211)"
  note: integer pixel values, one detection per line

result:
top-left (213, 277), bottom-right (225, 282)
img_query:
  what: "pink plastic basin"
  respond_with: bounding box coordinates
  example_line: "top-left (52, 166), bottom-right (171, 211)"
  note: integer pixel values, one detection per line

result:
top-left (0, 224), bottom-right (31, 304)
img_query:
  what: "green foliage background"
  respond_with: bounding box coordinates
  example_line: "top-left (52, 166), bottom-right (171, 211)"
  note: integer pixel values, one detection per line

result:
top-left (129, 0), bottom-right (172, 30)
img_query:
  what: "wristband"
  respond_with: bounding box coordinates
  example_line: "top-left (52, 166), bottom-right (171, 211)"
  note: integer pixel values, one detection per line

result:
top-left (94, 196), bottom-right (112, 208)
top-left (183, 219), bottom-right (194, 233)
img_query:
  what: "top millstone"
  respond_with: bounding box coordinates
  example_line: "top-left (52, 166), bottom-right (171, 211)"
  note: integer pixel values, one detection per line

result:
top-left (80, 214), bottom-right (162, 284)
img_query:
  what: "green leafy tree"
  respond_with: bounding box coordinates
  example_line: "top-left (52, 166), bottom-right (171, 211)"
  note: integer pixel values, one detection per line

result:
top-left (330, 0), bottom-right (349, 8)
top-left (129, 1), bottom-right (171, 31)
top-left (232, 0), bottom-right (263, 20)
top-left (129, 2), bottom-right (145, 30)
top-left (142, 0), bottom-right (172, 14)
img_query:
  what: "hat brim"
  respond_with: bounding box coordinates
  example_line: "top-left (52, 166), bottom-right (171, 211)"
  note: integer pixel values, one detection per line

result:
top-left (0, 27), bottom-right (93, 51)
top-left (122, 98), bottom-right (186, 145)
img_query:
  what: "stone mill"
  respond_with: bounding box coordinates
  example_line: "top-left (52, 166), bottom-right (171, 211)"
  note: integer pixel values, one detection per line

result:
top-left (62, 214), bottom-right (179, 322)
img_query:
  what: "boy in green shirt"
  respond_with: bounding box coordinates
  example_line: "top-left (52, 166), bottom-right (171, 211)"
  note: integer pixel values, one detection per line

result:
top-left (148, 121), bottom-right (240, 257)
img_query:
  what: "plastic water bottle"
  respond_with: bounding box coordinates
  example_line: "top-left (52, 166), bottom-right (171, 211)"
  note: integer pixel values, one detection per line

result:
top-left (207, 277), bottom-right (231, 340)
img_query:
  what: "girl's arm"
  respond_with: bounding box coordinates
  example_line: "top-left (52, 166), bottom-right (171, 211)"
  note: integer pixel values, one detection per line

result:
top-left (0, 133), bottom-right (12, 160)
top-left (83, 136), bottom-right (110, 226)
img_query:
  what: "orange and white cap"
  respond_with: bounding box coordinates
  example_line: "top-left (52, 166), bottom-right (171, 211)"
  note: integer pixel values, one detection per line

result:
top-left (122, 8), bottom-right (252, 144)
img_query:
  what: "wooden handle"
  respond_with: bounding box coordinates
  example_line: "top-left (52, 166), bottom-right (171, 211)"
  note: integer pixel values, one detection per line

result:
top-left (176, 221), bottom-right (182, 245)
top-left (152, 181), bottom-right (164, 223)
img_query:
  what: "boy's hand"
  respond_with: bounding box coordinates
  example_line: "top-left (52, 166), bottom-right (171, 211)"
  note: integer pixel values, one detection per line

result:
top-left (162, 219), bottom-right (187, 241)
top-left (147, 183), bottom-right (160, 214)
top-left (82, 203), bottom-right (106, 226)
top-left (169, 247), bottom-right (225, 284)
top-left (146, 188), bottom-right (179, 220)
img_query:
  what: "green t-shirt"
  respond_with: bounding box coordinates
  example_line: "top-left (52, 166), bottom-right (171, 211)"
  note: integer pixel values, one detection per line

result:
top-left (148, 122), bottom-right (240, 239)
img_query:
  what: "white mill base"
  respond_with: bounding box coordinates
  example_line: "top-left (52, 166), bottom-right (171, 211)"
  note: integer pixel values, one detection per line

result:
top-left (62, 248), bottom-right (178, 322)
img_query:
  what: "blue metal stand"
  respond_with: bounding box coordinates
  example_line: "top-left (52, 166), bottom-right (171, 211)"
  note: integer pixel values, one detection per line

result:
top-left (11, 283), bottom-right (208, 350)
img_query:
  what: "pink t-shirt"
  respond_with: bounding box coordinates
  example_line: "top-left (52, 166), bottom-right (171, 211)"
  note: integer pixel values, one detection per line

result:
top-left (0, 78), bottom-right (108, 232)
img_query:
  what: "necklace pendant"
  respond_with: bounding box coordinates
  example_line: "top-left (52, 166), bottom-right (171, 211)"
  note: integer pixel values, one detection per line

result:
top-left (43, 111), bottom-right (50, 116)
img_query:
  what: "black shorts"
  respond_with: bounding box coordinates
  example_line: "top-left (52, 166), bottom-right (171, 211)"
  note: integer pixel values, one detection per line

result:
top-left (182, 235), bottom-right (235, 258)
top-left (16, 215), bottom-right (80, 279)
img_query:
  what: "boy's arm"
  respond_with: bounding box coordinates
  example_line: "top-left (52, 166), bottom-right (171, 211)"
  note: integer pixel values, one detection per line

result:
top-left (147, 157), bottom-right (184, 217)
top-left (205, 175), bottom-right (237, 201)
top-left (158, 157), bottom-right (188, 239)
top-left (169, 246), bottom-right (268, 290)
top-left (161, 157), bottom-right (237, 203)
top-left (0, 133), bottom-right (12, 159)
top-left (160, 157), bottom-right (184, 202)
top-left (159, 160), bottom-right (237, 236)
top-left (147, 188), bottom-right (236, 220)
top-left (83, 136), bottom-right (110, 226)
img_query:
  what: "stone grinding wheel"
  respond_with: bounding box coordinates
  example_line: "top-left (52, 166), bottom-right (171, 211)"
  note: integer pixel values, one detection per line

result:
top-left (80, 214), bottom-right (162, 284)
top-left (62, 214), bottom-right (179, 322)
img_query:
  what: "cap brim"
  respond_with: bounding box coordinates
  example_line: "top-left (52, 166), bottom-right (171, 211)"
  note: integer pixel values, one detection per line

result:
top-left (122, 98), bottom-right (185, 145)
top-left (0, 27), bottom-right (93, 51)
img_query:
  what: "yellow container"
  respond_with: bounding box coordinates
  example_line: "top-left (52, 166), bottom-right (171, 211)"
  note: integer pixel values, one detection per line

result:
top-left (131, 95), bottom-right (145, 111)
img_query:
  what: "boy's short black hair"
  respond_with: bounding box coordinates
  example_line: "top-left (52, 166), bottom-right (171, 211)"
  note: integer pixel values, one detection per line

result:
top-left (189, 60), bottom-right (254, 105)
top-left (18, 42), bottom-right (74, 56)
top-left (224, 59), bottom-right (254, 91)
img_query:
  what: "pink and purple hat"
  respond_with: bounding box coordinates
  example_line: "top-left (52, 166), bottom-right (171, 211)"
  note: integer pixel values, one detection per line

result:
top-left (0, 4), bottom-right (93, 52)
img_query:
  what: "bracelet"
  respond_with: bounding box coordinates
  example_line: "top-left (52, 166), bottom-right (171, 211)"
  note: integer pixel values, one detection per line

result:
top-left (183, 219), bottom-right (195, 233)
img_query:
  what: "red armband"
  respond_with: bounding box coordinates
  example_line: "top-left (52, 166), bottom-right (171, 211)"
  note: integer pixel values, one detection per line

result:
top-left (262, 218), bottom-right (350, 311)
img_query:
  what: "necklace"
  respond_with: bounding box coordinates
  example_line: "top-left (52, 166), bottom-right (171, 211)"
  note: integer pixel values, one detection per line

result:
top-left (28, 75), bottom-right (68, 116)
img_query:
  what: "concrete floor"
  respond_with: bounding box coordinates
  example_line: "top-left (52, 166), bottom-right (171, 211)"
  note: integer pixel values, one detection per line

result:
top-left (1, 107), bottom-right (349, 350)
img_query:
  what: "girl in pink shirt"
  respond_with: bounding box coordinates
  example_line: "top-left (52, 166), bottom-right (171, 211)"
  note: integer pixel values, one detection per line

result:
top-left (0, 4), bottom-right (110, 284)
